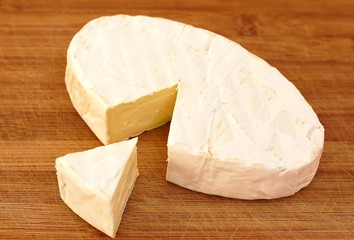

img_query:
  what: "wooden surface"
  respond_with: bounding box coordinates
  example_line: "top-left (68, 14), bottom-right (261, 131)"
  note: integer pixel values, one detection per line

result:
top-left (1, 0), bottom-right (353, 239)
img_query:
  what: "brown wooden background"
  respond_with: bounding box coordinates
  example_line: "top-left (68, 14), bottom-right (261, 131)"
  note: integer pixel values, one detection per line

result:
top-left (1, 0), bottom-right (353, 239)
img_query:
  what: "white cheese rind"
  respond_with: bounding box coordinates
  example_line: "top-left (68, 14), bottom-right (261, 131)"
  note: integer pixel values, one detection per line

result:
top-left (66, 16), bottom-right (180, 144)
top-left (166, 142), bottom-right (322, 199)
top-left (66, 15), bottom-right (324, 199)
top-left (55, 138), bottom-right (139, 238)
top-left (163, 32), bottom-right (324, 199)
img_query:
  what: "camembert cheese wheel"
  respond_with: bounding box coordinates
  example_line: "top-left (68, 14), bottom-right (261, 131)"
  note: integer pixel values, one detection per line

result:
top-left (65, 15), bottom-right (324, 200)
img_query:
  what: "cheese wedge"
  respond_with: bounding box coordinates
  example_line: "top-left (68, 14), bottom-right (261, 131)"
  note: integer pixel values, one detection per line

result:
top-left (66, 15), bottom-right (324, 199)
top-left (55, 138), bottom-right (139, 238)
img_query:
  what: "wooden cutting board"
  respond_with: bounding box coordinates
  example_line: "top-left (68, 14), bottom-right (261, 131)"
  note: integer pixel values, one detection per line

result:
top-left (1, 0), bottom-right (353, 239)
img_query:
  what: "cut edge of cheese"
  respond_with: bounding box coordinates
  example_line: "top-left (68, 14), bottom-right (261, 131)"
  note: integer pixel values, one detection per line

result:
top-left (106, 85), bottom-right (177, 144)
top-left (66, 58), bottom-right (177, 144)
top-left (55, 138), bottom-right (139, 238)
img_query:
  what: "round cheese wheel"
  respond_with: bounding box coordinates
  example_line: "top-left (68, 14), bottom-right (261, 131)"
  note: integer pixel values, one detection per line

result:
top-left (66, 15), bottom-right (324, 199)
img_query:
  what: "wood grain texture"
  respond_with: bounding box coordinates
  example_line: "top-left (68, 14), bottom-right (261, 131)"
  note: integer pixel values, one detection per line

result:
top-left (0, 0), bottom-right (353, 239)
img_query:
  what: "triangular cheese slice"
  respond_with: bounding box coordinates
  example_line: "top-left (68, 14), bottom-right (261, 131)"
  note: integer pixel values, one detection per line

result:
top-left (55, 138), bottom-right (139, 238)
top-left (65, 15), bottom-right (324, 200)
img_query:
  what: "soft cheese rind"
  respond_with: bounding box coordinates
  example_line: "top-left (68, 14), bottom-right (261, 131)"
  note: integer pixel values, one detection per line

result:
top-left (55, 138), bottom-right (139, 237)
top-left (162, 31), bottom-right (324, 199)
top-left (66, 15), bottom-right (324, 199)
top-left (66, 16), bottom-right (178, 144)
